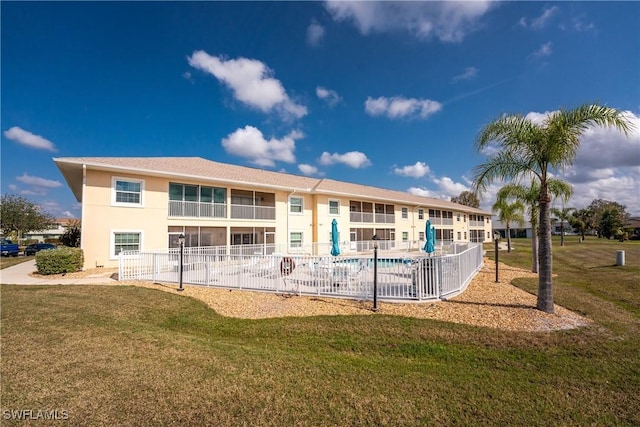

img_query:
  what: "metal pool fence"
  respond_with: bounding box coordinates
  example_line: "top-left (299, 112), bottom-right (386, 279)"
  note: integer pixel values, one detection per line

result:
top-left (119, 243), bottom-right (484, 302)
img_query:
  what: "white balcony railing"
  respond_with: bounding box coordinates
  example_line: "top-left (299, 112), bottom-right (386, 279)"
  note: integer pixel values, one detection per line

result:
top-left (350, 212), bottom-right (395, 223)
top-left (230, 204), bottom-right (276, 220)
top-left (168, 201), bottom-right (226, 218)
top-left (428, 218), bottom-right (454, 226)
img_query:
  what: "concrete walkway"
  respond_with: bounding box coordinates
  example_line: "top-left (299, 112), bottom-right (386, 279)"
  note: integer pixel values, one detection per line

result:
top-left (0, 259), bottom-right (117, 285)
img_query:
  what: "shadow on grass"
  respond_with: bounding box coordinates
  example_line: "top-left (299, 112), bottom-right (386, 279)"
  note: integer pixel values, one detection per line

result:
top-left (445, 299), bottom-right (536, 310)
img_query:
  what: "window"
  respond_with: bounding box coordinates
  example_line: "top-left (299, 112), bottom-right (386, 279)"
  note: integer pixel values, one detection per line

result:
top-left (170, 183), bottom-right (226, 203)
top-left (464, 215), bottom-right (467, 222)
top-left (401, 207), bottom-right (408, 219)
top-left (290, 232), bottom-right (303, 248)
top-left (464, 232), bottom-right (467, 240)
top-left (419, 231), bottom-right (425, 241)
top-left (457, 213), bottom-right (461, 222)
top-left (457, 231), bottom-right (461, 240)
top-left (290, 196), bottom-right (303, 214)
top-left (112, 231), bottom-right (141, 258)
top-left (329, 200), bottom-right (340, 215)
top-left (418, 209), bottom-right (424, 220)
top-left (112, 177), bottom-right (143, 207)
top-left (402, 231), bottom-right (408, 242)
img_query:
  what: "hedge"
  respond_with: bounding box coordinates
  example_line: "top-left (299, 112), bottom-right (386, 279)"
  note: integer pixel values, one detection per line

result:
top-left (35, 247), bottom-right (84, 275)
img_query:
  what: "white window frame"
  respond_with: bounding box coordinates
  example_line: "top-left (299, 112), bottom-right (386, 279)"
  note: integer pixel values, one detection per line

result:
top-left (401, 207), bottom-right (408, 220)
top-left (112, 176), bottom-right (144, 207)
top-left (402, 231), bottom-right (408, 242)
top-left (289, 231), bottom-right (304, 249)
top-left (110, 229), bottom-right (143, 260)
top-left (328, 199), bottom-right (340, 216)
top-left (289, 196), bottom-right (304, 215)
top-left (418, 209), bottom-right (424, 220)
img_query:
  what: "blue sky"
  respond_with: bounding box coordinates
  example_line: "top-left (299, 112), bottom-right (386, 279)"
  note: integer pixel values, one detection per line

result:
top-left (2, 1), bottom-right (639, 219)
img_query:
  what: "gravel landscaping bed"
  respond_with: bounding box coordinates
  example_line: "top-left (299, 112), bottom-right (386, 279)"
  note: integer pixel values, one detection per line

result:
top-left (111, 259), bottom-right (591, 332)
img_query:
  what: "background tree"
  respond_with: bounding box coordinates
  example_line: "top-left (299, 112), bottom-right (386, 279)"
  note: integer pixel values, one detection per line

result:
top-left (587, 199), bottom-right (629, 239)
top-left (474, 103), bottom-right (632, 313)
top-left (60, 219), bottom-right (82, 247)
top-left (0, 194), bottom-right (55, 242)
top-left (492, 198), bottom-right (525, 253)
top-left (450, 191), bottom-right (480, 208)
top-left (569, 208), bottom-right (595, 241)
top-left (551, 207), bottom-right (576, 246)
top-left (496, 178), bottom-right (571, 272)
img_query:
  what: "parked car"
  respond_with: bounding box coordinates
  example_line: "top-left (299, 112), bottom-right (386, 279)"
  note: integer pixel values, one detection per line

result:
top-left (24, 243), bottom-right (57, 256)
top-left (1, 239), bottom-right (20, 257)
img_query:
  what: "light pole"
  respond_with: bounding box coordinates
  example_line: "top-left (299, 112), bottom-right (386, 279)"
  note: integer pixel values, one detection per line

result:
top-left (494, 232), bottom-right (500, 283)
top-left (372, 235), bottom-right (379, 312)
top-left (178, 232), bottom-right (185, 292)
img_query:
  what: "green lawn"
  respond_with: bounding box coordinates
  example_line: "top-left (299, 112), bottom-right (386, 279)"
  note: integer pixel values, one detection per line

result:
top-left (2, 238), bottom-right (639, 426)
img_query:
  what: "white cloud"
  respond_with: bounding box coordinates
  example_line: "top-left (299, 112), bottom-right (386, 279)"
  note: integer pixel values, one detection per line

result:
top-left (221, 126), bottom-right (302, 167)
top-left (4, 127), bottom-right (57, 151)
top-left (452, 66), bottom-right (478, 83)
top-left (16, 173), bottom-right (62, 189)
top-left (406, 175), bottom-right (472, 202)
top-left (407, 187), bottom-right (439, 198)
top-left (393, 161), bottom-right (431, 178)
top-left (298, 164), bottom-right (322, 176)
top-left (572, 16), bottom-right (595, 32)
top-left (365, 96), bottom-right (442, 120)
top-left (316, 86), bottom-right (341, 107)
top-left (325, 1), bottom-right (494, 43)
top-left (307, 21), bottom-right (325, 47)
top-left (433, 176), bottom-right (470, 197)
top-left (530, 6), bottom-right (559, 30)
top-left (531, 42), bottom-right (553, 58)
top-left (187, 50), bottom-right (307, 120)
top-left (319, 151), bottom-right (371, 168)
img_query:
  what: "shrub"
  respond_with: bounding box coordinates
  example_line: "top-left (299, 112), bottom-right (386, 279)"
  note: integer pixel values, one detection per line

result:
top-left (35, 247), bottom-right (84, 275)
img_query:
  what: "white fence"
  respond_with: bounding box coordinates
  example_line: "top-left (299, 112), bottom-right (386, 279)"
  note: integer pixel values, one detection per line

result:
top-left (119, 243), bottom-right (484, 302)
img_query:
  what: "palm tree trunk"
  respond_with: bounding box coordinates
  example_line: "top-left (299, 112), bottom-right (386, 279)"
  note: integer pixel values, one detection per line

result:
top-left (537, 191), bottom-right (554, 313)
top-left (530, 216), bottom-right (539, 273)
top-left (506, 224), bottom-right (512, 253)
top-left (560, 221), bottom-right (565, 246)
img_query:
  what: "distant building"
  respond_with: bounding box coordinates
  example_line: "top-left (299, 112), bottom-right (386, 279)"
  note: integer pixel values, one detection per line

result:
top-left (626, 217), bottom-right (640, 239)
top-left (22, 218), bottom-right (77, 242)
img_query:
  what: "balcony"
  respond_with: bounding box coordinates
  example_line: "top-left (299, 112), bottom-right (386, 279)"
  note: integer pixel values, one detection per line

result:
top-left (428, 217), bottom-right (454, 226)
top-left (470, 220), bottom-right (485, 227)
top-left (350, 212), bottom-right (396, 223)
top-left (169, 201), bottom-right (226, 218)
top-left (230, 204), bottom-right (276, 220)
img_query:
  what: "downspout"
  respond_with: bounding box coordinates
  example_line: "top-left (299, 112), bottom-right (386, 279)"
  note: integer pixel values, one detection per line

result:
top-left (286, 189), bottom-right (296, 254)
top-left (81, 164), bottom-right (87, 268)
top-left (413, 205), bottom-right (423, 251)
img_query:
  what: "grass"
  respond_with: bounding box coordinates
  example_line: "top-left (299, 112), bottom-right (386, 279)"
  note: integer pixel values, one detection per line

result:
top-left (2, 238), bottom-right (639, 426)
top-left (0, 255), bottom-right (31, 270)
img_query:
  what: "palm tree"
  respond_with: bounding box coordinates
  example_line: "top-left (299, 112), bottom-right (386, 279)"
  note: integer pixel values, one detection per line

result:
top-left (569, 208), bottom-right (594, 241)
top-left (551, 207), bottom-right (576, 246)
top-left (496, 179), bottom-right (572, 272)
top-left (473, 103), bottom-right (632, 313)
top-left (492, 199), bottom-right (525, 253)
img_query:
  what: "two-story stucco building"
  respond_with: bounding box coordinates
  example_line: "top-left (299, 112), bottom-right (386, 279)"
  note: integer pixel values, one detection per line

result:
top-left (54, 157), bottom-right (493, 269)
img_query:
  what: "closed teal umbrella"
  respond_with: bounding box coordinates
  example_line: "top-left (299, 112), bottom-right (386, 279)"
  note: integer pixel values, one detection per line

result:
top-left (424, 220), bottom-right (436, 254)
top-left (331, 218), bottom-right (341, 256)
